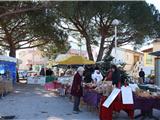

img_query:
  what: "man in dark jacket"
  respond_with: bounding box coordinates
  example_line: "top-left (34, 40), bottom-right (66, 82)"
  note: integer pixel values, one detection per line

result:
top-left (139, 68), bottom-right (145, 83)
top-left (71, 66), bottom-right (84, 114)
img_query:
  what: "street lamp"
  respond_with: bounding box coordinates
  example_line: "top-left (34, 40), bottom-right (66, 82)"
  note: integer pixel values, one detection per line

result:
top-left (112, 19), bottom-right (120, 63)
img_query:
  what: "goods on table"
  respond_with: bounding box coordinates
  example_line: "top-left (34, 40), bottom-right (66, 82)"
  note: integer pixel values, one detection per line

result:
top-left (135, 88), bottom-right (160, 98)
top-left (94, 81), bottom-right (113, 96)
top-left (58, 76), bottom-right (73, 85)
top-left (136, 89), bottom-right (151, 97)
top-left (0, 80), bottom-right (13, 96)
top-left (84, 83), bottom-right (97, 89)
top-left (56, 76), bottom-right (73, 95)
top-left (27, 76), bottom-right (46, 85)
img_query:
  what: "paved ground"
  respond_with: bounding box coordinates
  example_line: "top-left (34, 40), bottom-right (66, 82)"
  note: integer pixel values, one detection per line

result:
top-left (0, 84), bottom-right (159, 120)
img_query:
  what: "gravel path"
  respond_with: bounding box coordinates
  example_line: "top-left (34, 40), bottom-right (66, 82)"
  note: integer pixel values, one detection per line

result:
top-left (0, 84), bottom-right (159, 120)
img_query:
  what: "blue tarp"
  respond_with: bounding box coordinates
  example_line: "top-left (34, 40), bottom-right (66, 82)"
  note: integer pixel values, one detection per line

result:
top-left (0, 61), bottom-right (16, 84)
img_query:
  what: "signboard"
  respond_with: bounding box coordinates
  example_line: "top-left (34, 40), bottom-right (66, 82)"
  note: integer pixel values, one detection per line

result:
top-left (121, 86), bottom-right (134, 104)
top-left (27, 76), bottom-right (46, 85)
top-left (103, 88), bottom-right (120, 108)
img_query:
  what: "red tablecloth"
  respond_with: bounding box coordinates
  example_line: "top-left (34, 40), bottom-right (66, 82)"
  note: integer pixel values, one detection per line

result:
top-left (99, 95), bottom-right (134, 120)
top-left (44, 81), bottom-right (62, 90)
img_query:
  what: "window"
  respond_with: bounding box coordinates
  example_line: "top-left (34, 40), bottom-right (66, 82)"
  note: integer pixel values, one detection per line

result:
top-left (146, 54), bottom-right (152, 65)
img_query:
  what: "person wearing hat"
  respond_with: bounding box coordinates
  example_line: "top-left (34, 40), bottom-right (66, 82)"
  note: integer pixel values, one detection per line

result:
top-left (71, 66), bottom-right (84, 114)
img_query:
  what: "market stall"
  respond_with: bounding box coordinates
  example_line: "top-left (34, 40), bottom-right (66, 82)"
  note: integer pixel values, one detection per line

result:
top-left (0, 55), bottom-right (17, 96)
top-left (51, 55), bottom-right (95, 95)
top-left (0, 55), bottom-right (17, 83)
top-left (57, 55), bottom-right (95, 65)
top-left (83, 82), bottom-right (160, 120)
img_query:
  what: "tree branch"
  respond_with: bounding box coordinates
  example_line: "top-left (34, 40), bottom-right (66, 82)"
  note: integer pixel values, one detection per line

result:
top-left (57, 22), bottom-right (78, 32)
top-left (16, 37), bottom-right (38, 47)
top-left (117, 36), bottom-right (134, 45)
top-left (70, 18), bottom-right (83, 34)
top-left (14, 31), bottom-right (29, 42)
top-left (106, 37), bottom-right (115, 55)
top-left (17, 41), bottom-right (49, 50)
top-left (0, 6), bottom-right (45, 18)
top-left (94, 16), bottom-right (100, 26)
top-left (0, 6), bottom-right (11, 10)
top-left (0, 43), bottom-right (9, 47)
top-left (0, 36), bottom-right (4, 39)
top-left (99, 14), bottom-right (105, 27)
top-left (10, 18), bottom-right (26, 34)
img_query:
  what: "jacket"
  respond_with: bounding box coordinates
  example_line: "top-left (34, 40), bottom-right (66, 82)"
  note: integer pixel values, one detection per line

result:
top-left (71, 72), bottom-right (83, 97)
top-left (112, 70), bottom-right (121, 87)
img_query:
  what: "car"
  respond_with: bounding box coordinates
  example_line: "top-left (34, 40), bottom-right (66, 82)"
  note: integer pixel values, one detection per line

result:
top-left (18, 70), bottom-right (28, 80)
top-left (27, 71), bottom-right (38, 77)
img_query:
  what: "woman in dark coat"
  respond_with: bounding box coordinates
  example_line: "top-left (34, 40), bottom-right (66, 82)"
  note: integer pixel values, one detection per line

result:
top-left (111, 65), bottom-right (121, 88)
top-left (71, 66), bottom-right (84, 114)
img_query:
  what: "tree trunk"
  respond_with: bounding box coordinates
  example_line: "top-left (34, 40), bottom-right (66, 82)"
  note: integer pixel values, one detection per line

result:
top-left (96, 37), bottom-right (105, 62)
top-left (9, 47), bottom-right (16, 57)
top-left (2, 22), bottom-right (16, 57)
top-left (106, 37), bottom-right (115, 56)
top-left (84, 35), bottom-right (94, 61)
top-left (71, 19), bottom-right (94, 61)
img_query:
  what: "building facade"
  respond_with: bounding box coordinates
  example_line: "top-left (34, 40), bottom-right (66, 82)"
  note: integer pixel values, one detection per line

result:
top-left (17, 48), bottom-right (48, 71)
top-left (111, 48), bottom-right (144, 78)
top-left (141, 38), bottom-right (160, 76)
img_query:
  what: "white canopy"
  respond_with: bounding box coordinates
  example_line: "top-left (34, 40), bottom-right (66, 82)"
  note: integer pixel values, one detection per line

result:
top-left (0, 55), bottom-right (17, 63)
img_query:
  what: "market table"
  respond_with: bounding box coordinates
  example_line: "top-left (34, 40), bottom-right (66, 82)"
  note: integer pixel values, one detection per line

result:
top-left (83, 88), bottom-right (134, 120)
top-left (134, 95), bottom-right (160, 120)
top-left (83, 86), bottom-right (160, 120)
top-left (99, 94), bottom-right (160, 120)
top-left (99, 95), bottom-right (134, 120)
top-left (83, 87), bottom-right (101, 108)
